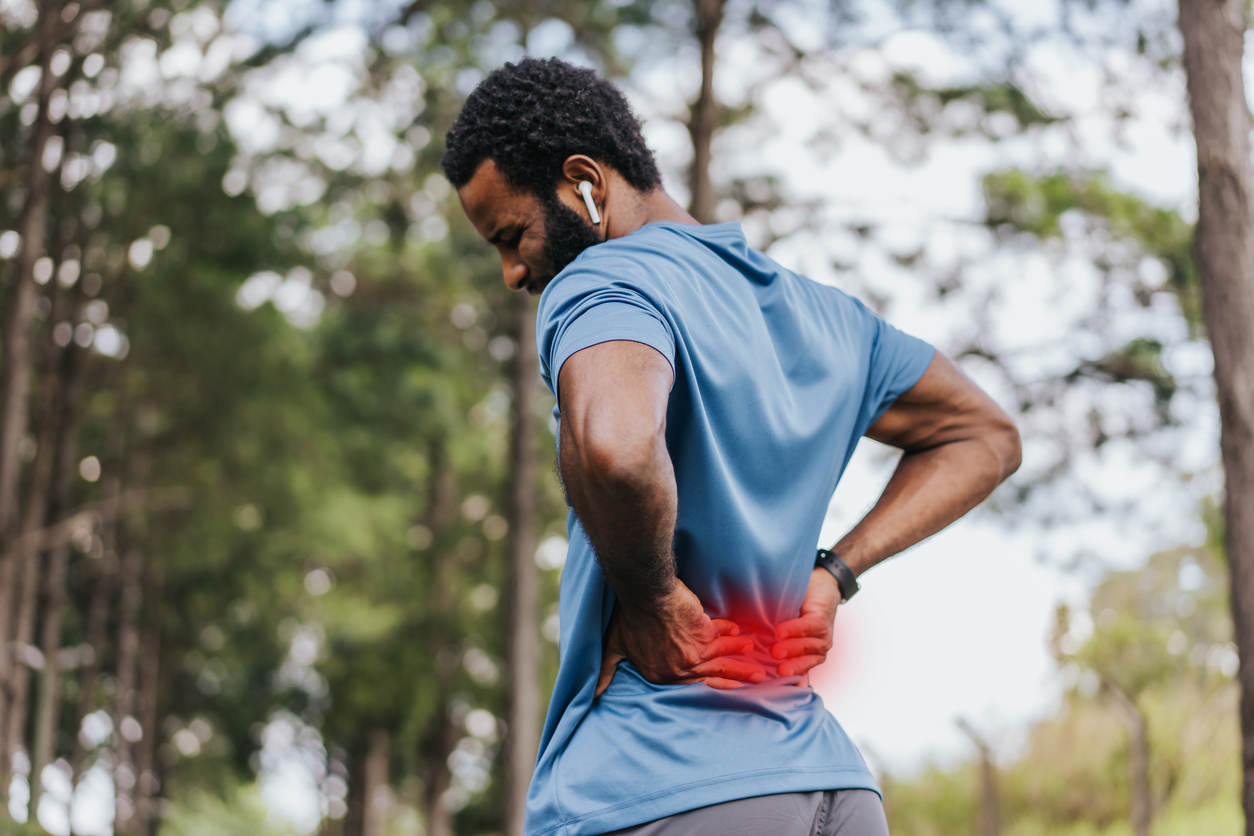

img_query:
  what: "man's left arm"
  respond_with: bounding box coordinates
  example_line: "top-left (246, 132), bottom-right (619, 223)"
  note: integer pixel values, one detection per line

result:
top-left (772, 352), bottom-right (1022, 676)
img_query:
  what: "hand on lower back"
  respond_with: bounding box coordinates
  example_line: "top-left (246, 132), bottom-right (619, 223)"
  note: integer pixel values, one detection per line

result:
top-left (771, 568), bottom-right (842, 679)
top-left (596, 579), bottom-right (766, 697)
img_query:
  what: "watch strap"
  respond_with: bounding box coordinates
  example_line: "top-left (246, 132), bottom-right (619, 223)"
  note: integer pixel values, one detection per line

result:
top-left (815, 549), bottom-right (859, 603)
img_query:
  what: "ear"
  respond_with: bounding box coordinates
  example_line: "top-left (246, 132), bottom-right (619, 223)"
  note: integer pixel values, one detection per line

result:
top-left (560, 155), bottom-right (606, 203)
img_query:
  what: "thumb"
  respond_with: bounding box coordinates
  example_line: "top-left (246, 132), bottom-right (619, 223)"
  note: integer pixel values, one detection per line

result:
top-left (596, 609), bottom-right (625, 699)
top-left (596, 650), bottom-right (625, 698)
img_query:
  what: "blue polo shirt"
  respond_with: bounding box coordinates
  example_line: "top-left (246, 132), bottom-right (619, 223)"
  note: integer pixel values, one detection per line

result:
top-left (530, 221), bottom-right (934, 835)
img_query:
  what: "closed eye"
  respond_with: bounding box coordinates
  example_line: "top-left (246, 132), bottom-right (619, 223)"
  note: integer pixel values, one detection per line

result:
top-left (489, 226), bottom-right (524, 248)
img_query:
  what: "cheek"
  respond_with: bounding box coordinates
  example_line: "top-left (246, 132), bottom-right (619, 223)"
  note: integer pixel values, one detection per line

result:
top-left (554, 190), bottom-right (585, 218)
top-left (518, 234), bottom-right (548, 267)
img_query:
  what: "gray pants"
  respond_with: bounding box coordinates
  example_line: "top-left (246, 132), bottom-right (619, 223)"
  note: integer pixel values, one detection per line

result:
top-left (603, 790), bottom-right (889, 836)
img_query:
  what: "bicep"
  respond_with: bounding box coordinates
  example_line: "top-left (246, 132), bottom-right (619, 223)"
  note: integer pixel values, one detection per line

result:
top-left (865, 352), bottom-right (1015, 451)
top-left (558, 340), bottom-right (674, 468)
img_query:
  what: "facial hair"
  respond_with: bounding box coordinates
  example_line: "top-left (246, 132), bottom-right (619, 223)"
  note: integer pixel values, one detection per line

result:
top-left (539, 194), bottom-right (604, 286)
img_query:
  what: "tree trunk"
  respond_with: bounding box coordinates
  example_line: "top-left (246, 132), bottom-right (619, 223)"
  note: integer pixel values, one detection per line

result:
top-left (113, 542), bottom-right (145, 834)
top-left (0, 0), bottom-right (63, 800)
top-left (686, 0), bottom-right (725, 224)
top-left (957, 719), bottom-right (999, 836)
top-left (1178, 3), bottom-right (1254, 834)
top-left (2, 250), bottom-right (74, 805)
top-left (27, 542), bottom-right (68, 812)
top-left (363, 731), bottom-right (391, 836)
top-left (426, 438), bottom-right (457, 534)
top-left (422, 714), bottom-right (455, 836)
top-left (0, 352), bottom-right (57, 799)
top-left (131, 558), bottom-right (163, 836)
top-left (29, 288), bottom-right (90, 809)
top-left (68, 547), bottom-right (116, 780)
top-left (419, 444), bottom-right (457, 836)
top-left (504, 293), bottom-right (540, 835)
top-left (343, 745), bottom-right (366, 836)
top-left (1105, 683), bottom-right (1151, 836)
top-left (70, 391), bottom-right (127, 782)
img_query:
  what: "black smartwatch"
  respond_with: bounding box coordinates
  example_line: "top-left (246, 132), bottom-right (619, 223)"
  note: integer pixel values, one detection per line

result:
top-left (815, 549), bottom-right (859, 603)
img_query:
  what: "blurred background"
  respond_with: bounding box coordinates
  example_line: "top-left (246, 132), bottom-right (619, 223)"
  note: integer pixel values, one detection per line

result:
top-left (0, 0), bottom-right (1244, 834)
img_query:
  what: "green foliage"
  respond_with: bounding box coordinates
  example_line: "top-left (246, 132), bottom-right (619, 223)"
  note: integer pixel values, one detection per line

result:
top-left (0, 820), bottom-right (47, 836)
top-left (1053, 536), bottom-right (1233, 698)
top-left (0, 1), bottom-right (576, 827)
top-left (882, 763), bottom-right (979, 835)
top-left (983, 169), bottom-right (1201, 329)
top-left (891, 71), bottom-right (1059, 136)
top-left (935, 81), bottom-right (1057, 128)
top-left (161, 784), bottom-right (304, 836)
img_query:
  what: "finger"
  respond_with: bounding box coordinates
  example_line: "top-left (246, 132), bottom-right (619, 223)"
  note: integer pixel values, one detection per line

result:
top-left (777, 654), bottom-right (827, 678)
top-left (701, 635), bottom-right (755, 661)
top-left (708, 619), bottom-right (740, 637)
top-left (774, 614), bottom-right (827, 641)
top-left (596, 652), bottom-right (625, 698)
top-left (691, 657), bottom-right (767, 683)
top-left (696, 676), bottom-right (752, 690)
top-left (770, 636), bottom-right (831, 660)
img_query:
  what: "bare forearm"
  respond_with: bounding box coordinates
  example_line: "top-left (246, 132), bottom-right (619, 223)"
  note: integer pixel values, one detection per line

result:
top-left (832, 435), bottom-right (1013, 575)
top-left (560, 429), bottom-right (679, 605)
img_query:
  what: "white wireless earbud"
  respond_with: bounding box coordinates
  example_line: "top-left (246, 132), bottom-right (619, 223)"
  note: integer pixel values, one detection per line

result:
top-left (577, 181), bottom-right (601, 225)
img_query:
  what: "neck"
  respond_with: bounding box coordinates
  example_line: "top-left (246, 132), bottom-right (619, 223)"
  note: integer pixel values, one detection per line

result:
top-left (605, 186), bottom-right (699, 240)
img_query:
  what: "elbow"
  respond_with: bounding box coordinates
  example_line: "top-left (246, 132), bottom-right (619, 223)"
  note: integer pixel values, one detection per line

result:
top-left (992, 416), bottom-right (1022, 482)
top-left (571, 424), bottom-right (666, 496)
top-left (581, 437), bottom-right (660, 494)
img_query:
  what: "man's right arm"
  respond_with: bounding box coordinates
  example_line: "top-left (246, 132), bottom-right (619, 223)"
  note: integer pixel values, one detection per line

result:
top-left (557, 339), bottom-right (678, 603)
top-left (557, 339), bottom-right (765, 695)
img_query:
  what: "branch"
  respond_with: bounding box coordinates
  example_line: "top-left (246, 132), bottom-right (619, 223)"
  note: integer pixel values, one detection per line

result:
top-left (1101, 676), bottom-right (1144, 728)
top-left (956, 716), bottom-right (992, 757)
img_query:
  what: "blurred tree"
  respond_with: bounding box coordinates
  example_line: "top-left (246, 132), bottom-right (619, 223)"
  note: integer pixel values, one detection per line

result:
top-left (0, 1), bottom-right (345, 828)
top-left (687, 0), bottom-right (725, 222)
top-left (956, 718), bottom-right (999, 836)
top-left (1047, 525), bottom-right (1235, 836)
top-left (0, 0), bottom-right (67, 793)
top-left (1177, 2), bottom-right (1254, 832)
top-left (503, 291), bottom-right (540, 836)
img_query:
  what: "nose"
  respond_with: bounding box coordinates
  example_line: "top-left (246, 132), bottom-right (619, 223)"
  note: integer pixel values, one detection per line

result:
top-left (501, 252), bottom-right (529, 292)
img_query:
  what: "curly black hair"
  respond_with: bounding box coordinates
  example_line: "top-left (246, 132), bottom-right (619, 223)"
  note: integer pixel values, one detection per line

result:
top-left (441, 57), bottom-right (661, 196)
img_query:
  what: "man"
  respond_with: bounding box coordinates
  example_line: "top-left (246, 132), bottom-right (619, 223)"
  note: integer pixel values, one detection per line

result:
top-left (443, 58), bottom-right (1021, 836)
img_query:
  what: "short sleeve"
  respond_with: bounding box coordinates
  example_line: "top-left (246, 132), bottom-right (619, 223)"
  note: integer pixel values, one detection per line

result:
top-left (861, 309), bottom-right (935, 433)
top-left (537, 279), bottom-right (676, 404)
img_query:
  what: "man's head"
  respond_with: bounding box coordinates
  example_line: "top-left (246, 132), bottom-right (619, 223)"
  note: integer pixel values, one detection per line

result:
top-left (443, 57), bottom-right (662, 294)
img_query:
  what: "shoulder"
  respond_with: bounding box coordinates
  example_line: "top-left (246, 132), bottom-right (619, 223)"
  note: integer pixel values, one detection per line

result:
top-left (538, 226), bottom-right (688, 316)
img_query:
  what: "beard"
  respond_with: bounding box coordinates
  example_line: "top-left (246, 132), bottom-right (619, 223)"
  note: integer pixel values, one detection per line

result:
top-left (535, 194), bottom-right (604, 292)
